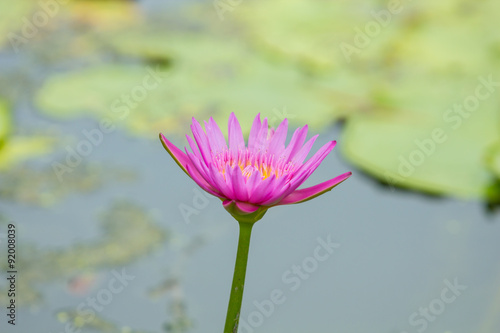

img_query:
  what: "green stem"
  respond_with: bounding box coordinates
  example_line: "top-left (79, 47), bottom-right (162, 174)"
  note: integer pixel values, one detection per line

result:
top-left (224, 221), bottom-right (254, 333)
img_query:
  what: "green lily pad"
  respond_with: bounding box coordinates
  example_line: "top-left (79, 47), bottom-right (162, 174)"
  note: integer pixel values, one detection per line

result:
top-left (220, 0), bottom-right (500, 198)
top-left (342, 75), bottom-right (500, 198)
top-left (0, 99), bottom-right (56, 170)
top-left (106, 29), bottom-right (174, 63)
top-left (62, 0), bottom-right (142, 31)
top-left (36, 33), bottom-right (351, 137)
top-left (229, 0), bottom-right (368, 72)
top-left (486, 144), bottom-right (500, 178)
top-left (0, 136), bottom-right (55, 171)
top-left (0, 0), bottom-right (37, 50)
top-left (0, 99), bottom-right (11, 146)
top-left (228, 0), bottom-right (500, 72)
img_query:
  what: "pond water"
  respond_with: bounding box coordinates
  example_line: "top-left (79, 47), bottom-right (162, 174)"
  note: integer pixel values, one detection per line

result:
top-left (0, 0), bottom-right (499, 333)
top-left (2, 112), bottom-right (499, 333)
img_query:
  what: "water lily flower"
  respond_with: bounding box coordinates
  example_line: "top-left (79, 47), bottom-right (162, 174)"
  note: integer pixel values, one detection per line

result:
top-left (160, 113), bottom-right (351, 223)
top-left (160, 113), bottom-right (351, 332)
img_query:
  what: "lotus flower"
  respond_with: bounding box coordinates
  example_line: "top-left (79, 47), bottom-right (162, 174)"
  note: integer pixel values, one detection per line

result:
top-left (160, 113), bottom-right (351, 223)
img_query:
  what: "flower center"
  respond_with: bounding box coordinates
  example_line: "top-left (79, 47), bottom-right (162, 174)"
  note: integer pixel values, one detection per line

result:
top-left (213, 149), bottom-right (296, 182)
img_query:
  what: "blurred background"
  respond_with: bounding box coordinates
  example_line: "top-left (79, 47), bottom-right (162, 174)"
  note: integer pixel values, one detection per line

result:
top-left (0, 0), bottom-right (499, 332)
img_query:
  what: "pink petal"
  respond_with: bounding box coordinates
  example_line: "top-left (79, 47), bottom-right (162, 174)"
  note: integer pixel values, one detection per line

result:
top-left (282, 125), bottom-right (308, 162)
top-left (185, 149), bottom-right (216, 188)
top-left (248, 174), bottom-right (276, 203)
top-left (278, 168), bottom-right (315, 200)
top-left (291, 134), bottom-right (319, 165)
top-left (186, 134), bottom-right (202, 159)
top-left (159, 133), bottom-right (191, 175)
top-left (258, 176), bottom-right (291, 206)
top-left (248, 113), bottom-right (262, 151)
top-left (223, 200), bottom-right (260, 214)
top-left (267, 118), bottom-right (288, 156)
top-left (185, 164), bottom-right (225, 198)
top-left (280, 140), bottom-right (337, 199)
top-left (254, 117), bottom-right (269, 153)
top-left (235, 201), bottom-right (260, 213)
top-left (277, 172), bottom-right (352, 205)
top-left (205, 117), bottom-right (227, 154)
top-left (224, 164), bottom-right (235, 199)
top-left (228, 112), bottom-right (245, 153)
top-left (246, 169), bottom-right (262, 193)
top-left (191, 118), bottom-right (212, 165)
top-left (230, 166), bottom-right (249, 202)
top-left (304, 140), bottom-right (336, 166)
top-left (294, 141), bottom-right (337, 179)
top-left (209, 164), bottom-right (234, 199)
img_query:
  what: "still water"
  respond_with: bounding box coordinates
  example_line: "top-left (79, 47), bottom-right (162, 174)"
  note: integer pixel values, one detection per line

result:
top-left (1, 111), bottom-right (499, 332)
top-left (0, 0), bottom-right (499, 332)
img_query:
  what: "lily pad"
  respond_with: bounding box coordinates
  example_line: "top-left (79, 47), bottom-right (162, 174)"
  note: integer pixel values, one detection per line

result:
top-left (228, 0), bottom-right (369, 72)
top-left (36, 33), bottom-right (350, 136)
top-left (0, 99), bottom-right (56, 171)
top-left (342, 77), bottom-right (500, 198)
top-left (228, 0), bottom-right (500, 72)
top-left (0, 0), bottom-right (37, 50)
top-left (62, 0), bottom-right (143, 31)
top-left (0, 99), bottom-right (10, 146)
top-left (486, 144), bottom-right (500, 178)
top-left (217, 0), bottom-right (500, 198)
top-left (106, 29), bottom-right (174, 63)
top-left (0, 136), bottom-right (55, 171)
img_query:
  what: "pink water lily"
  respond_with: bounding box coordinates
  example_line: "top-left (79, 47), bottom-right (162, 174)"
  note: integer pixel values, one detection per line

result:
top-left (160, 113), bottom-right (351, 223)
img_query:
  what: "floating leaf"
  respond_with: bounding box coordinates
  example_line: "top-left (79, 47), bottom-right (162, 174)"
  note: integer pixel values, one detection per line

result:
top-left (0, 0), bottom-right (37, 50)
top-left (218, 0), bottom-right (500, 198)
top-left (36, 33), bottom-right (349, 136)
top-left (107, 29), bottom-right (173, 63)
top-left (62, 0), bottom-right (143, 31)
top-left (0, 136), bottom-right (55, 171)
top-left (228, 0), bottom-right (369, 72)
top-left (342, 80), bottom-right (500, 198)
top-left (228, 0), bottom-right (500, 73)
top-left (486, 144), bottom-right (500, 178)
top-left (0, 99), bottom-right (11, 146)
